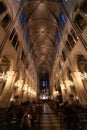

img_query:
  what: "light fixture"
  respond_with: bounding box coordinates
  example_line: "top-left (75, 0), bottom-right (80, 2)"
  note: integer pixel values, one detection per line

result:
top-left (68, 80), bottom-right (74, 86)
top-left (28, 87), bottom-right (31, 93)
top-left (22, 84), bottom-right (28, 91)
top-left (0, 72), bottom-right (7, 81)
top-left (65, 80), bottom-right (74, 87)
top-left (14, 81), bottom-right (18, 88)
top-left (60, 83), bottom-right (66, 90)
top-left (80, 71), bottom-right (87, 80)
top-left (10, 97), bottom-right (14, 102)
top-left (76, 96), bottom-right (79, 100)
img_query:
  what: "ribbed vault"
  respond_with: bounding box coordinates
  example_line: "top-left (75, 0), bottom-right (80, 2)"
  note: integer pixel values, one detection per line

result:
top-left (21, 0), bottom-right (62, 79)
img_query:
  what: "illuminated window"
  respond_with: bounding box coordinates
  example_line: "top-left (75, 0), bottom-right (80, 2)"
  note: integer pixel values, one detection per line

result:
top-left (40, 80), bottom-right (48, 87)
top-left (57, 31), bottom-right (61, 43)
top-left (19, 12), bottom-right (26, 29)
top-left (59, 12), bottom-right (66, 29)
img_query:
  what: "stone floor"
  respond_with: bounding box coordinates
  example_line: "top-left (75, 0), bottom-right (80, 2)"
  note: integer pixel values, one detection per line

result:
top-left (0, 102), bottom-right (87, 130)
top-left (38, 103), bottom-right (60, 130)
top-left (37, 103), bottom-right (87, 130)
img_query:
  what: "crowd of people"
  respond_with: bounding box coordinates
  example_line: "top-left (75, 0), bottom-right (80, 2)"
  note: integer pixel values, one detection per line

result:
top-left (6, 100), bottom-right (43, 130)
top-left (5, 98), bottom-right (84, 130)
top-left (54, 97), bottom-right (83, 130)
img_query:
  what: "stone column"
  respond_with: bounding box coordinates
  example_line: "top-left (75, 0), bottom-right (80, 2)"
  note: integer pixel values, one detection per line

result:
top-left (60, 83), bottom-right (67, 102)
top-left (71, 72), bottom-right (87, 106)
top-left (64, 80), bottom-right (72, 93)
top-left (27, 86), bottom-right (31, 102)
top-left (14, 80), bottom-right (24, 105)
top-left (22, 84), bottom-right (28, 103)
top-left (0, 71), bottom-right (17, 108)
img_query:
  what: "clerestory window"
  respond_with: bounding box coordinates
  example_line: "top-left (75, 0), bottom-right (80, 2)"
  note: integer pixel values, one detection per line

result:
top-left (1, 14), bottom-right (11, 28)
top-left (75, 14), bottom-right (87, 31)
top-left (59, 12), bottom-right (66, 29)
top-left (0, 2), bottom-right (7, 14)
top-left (19, 12), bottom-right (26, 29)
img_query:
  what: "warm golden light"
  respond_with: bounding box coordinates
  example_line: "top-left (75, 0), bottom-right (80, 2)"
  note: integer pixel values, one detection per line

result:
top-left (23, 84), bottom-right (28, 91)
top-left (80, 71), bottom-right (87, 80)
top-left (0, 72), bottom-right (7, 81)
top-left (61, 83), bottom-right (66, 90)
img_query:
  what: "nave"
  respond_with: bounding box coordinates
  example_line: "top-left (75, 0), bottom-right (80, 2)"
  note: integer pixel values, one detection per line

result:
top-left (38, 102), bottom-right (87, 130)
top-left (38, 103), bottom-right (60, 130)
top-left (0, 100), bottom-right (87, 130)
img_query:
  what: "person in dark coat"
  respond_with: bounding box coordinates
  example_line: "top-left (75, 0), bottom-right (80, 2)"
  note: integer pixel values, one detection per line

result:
top-left (17, 108), bottom-right (24, 126)
top-left (64, 103), bottom-right (80, 129)
top-left (20, 114), bottom-right (31, 130)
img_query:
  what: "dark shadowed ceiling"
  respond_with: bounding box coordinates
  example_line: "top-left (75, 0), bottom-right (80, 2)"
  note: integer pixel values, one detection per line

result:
top-left (21, 0), bottom-right (62, 79)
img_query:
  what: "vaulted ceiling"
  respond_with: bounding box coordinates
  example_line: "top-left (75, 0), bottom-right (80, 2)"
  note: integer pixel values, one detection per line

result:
top-left (21, 0), bottom-right (62, 80)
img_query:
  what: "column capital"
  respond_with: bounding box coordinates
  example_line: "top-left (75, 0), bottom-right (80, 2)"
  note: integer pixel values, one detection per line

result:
top-left (60, 83), bottom-right (66, 91)
top-left (71, 71), bottom-right (81, 75)
top-left (14, 79), bottom-right (24, 88)
top-left (6, 70), bottom-right (17, 77)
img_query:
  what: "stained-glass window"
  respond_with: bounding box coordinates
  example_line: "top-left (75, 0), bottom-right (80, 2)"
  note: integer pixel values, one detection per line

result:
top-left (63, 0), bottom-right (67, 2)
top-left (59, 12), bottom-right (66, 29)
top-left (19, 12), bottom-right (26, 29)
top-left (40, 80), bottom-right (48, 87)
top-left (57, 31), bottom-right (61, 43)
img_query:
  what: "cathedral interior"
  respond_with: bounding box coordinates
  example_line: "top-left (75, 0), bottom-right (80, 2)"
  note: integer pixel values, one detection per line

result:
top-left (0, 0), bottom-right (87, 130)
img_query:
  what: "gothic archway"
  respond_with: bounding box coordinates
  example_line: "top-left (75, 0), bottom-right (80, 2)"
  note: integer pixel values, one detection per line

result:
top-left (77, 54), bottom-right (87, 92)
top-left (0, 56), bottom-right (10, 95)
